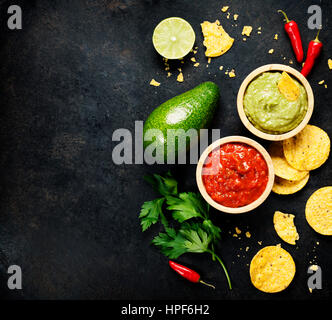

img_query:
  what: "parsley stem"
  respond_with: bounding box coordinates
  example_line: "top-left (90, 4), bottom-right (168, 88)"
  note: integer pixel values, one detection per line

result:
top-left (207, 249), bottom-right (232, 290)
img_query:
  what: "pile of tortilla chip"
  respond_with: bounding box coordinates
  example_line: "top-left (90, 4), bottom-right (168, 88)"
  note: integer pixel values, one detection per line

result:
top-left (269, 124), bottom-right (330, 194)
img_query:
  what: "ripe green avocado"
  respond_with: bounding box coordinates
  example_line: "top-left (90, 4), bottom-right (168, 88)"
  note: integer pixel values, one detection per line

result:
top-left (143, 81), bottom-right (219, 162)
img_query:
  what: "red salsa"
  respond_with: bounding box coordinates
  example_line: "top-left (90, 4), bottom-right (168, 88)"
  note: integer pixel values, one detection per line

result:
top-left (202, 143), bottom-right (268, 208)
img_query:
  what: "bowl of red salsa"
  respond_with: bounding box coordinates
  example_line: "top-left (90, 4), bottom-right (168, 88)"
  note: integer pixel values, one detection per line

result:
top-left (196, 136), bottom-right (274, 214)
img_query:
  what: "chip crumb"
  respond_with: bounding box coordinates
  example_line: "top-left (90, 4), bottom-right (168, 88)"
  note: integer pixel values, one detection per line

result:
top-left (226, 12), bottom-right (230, 19)
top-left (324, 84), bottom-right (327, 89)
top-left (221, 6), bottom-right (229, 12)
top-left (233, 233), bottom-right (238, 238)
top-left (193, 62), bottom-right (200, 67)
top-left (274, 33), bottom-right (278, 40)
top-left (177, 72), bottom-right (184, 82)
top-left (318, 80), bottom-right (325, 85)
top-left (233, 14), bottom-right (239, 21)
top-left (268, 48), bottom-right (274, 54)
top-left (316, 241), bottom-right (320, 245)
top-left (150, 79), bottom-right (160, 87)
top-left (208, 57), bottom-right (211, 63)
top-left (328, 58), bottom-right (332, 69)
top-left (235, 227), bottom-right (241, 234)
top-left (242, 26), bottom-right (253, 37)
top-left (191, 57), bottom-right (196, 62)
top-left (245, 246), bottom-right (249, 252)
top-left (245, 231), bottom-right (251, 238)
top-left (167, 72), bottom-right (171, 78)
top-left (289, 59), bottom-right (293, 64)
top-left (309, 265), bottom-right (319, 271)
top-left (228, 69), bottom-right (236, 78)
top-left (257, 31), bottom-right (261, 34)
top-left (177, 68), bottom-right (182, 72)
top-left (193, 50), bottom-right (197, 54)
top-left (309, 287), bottom-right (313, 293)
top-left (258, 241), bottom-right (262, 245)
top-left (257, 26), bottom-right (261, 30)
top-left (219, 65), bottom-right (224, 70)
top-left (243, 37), bottom-right (247, 41)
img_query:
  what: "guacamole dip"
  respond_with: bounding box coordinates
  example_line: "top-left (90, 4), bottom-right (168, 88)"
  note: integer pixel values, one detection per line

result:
top-left (244, 72), bottom-right (308, 134)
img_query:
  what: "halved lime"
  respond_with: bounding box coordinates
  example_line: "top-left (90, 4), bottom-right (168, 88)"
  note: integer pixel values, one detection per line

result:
top-left (152, 17), bottom-right (195, 60)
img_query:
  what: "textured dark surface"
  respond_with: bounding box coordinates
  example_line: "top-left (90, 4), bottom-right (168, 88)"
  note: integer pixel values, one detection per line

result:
top-left (0, 0), bottom-right (331, 300)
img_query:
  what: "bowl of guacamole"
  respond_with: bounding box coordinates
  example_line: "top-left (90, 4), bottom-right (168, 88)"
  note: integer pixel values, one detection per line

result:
top-left (237, 64), bottom-right (314, 141)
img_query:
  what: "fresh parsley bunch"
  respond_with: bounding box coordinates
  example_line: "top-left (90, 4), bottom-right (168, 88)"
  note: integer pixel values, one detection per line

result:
top-left (139, 171), bottom-right (232, 290)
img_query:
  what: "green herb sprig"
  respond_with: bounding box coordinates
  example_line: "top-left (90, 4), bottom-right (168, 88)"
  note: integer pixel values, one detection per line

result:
top-left (139, 171), bottom-right (232, 290)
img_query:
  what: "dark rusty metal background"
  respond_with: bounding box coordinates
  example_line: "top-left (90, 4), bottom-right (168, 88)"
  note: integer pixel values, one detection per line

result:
top-left (0, 0), bottom-right (331, 299)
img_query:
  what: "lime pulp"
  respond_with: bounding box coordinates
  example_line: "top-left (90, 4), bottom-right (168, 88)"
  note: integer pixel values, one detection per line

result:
top-left (152, 17), bottom-right (196, 60)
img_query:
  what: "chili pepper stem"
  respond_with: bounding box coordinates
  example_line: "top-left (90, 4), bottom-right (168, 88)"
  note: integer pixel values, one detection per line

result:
top-left (199, 280), bottom-right (216, 289)
top-left (314, 27), bottom-right (322, 42)
top-left (206, 249), bottom-right (232, 290)
top-left (278, 10), bottom-right (290, 23)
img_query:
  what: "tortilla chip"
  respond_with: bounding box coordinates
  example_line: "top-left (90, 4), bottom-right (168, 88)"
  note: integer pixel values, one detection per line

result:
top-left (305, 186), bottom-right (332, 235)
top-left (250, 246), bottom-right (295, 293)
top-left (283, 125), bottom-right (330, 171)
top-left (273, 211), bottom-right (299, 245)
top-left (278, 72), bottom-right (300, 101)
top-left (269, 142), bottom-right (308, 181)
top-left (201, 20), bottom-right (234, 57)
top-left (272, 174), bottom-right (309, 195)
top-left (242, 26), bottom-right (252, 37)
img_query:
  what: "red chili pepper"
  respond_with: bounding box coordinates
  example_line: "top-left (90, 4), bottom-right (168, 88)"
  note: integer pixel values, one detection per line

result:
top-left (278, 10), bottom-right (304, 63)
top-left (301, 28), bottom-right (323, 77)
top-left (169, 260), bottom-right (215, 289)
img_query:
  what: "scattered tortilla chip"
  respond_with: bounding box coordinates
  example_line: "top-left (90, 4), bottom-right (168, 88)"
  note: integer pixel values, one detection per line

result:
top-left (221, 6), bottom-right (229, 12)
top-left (277, 71), bottom-right (300, 101)
top-left (201, 20), bottom-right (234, 57)
top-left (283, 125), bottom-right (330, 171)
top-left (268, 49), bottom-right (274, 54)
top-left (235, 227), bottom-right (241, 234)
top-left (190, 57), bottom-right (196, 62)
top-left (150, 79), bottom-right (160, 86)
top-left (228, 69), bottom-right (236, 78)
top-left (245, 231), bottom-right (251, 238)
top-left (242, 26), bottom-right (252, 37)
top-left (233, 14), bottom-right (239, 21)
top-left (328, 59), bottom-right (332, 70)
top-left (305, 186), bottom-right (332, 235)
top-left (250, 246), bottom-right (295, 293)
top-left (273, 211), bottom-right (299, 245)
top-left (193, 62), bottom-right (199, 67)
top-left (272, 174), bottom-right (309, 195)
top-left (269, 142), bottom-right (308, 181)
top-left (318, 80), bottom-right (325, 85)
top-left (177, 72), bottom-right (184, 82)
top-left (274, 34), bottom-right (278, 40)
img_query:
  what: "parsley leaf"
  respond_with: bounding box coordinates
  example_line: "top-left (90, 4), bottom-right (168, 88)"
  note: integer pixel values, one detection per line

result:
top-left (144, 171), bottom-right (178, 197)
top-left (152, 222), bottom-right (211, 259)
top-left (166, 192), bottom-right (209, 222)
top-left (139, 198), bottom-right (166, 231)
